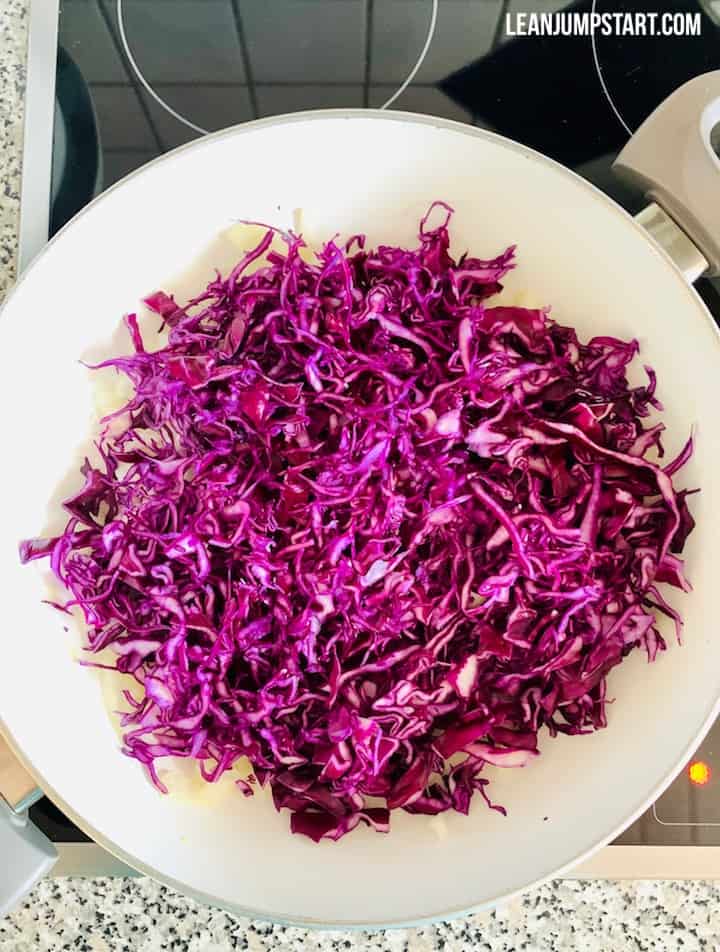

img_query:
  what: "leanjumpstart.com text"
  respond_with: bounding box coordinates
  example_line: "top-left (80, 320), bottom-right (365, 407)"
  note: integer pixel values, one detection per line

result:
top-left (505, 11), bottom-right (702, 37)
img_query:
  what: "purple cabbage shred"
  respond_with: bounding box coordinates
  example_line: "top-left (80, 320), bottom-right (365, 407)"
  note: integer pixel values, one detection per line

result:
top-left (20, 204), bottom-right (695, 841)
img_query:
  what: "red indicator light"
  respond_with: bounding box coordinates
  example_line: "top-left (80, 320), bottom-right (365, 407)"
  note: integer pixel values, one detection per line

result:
top-left (689, 761), bottom-right (712, 786)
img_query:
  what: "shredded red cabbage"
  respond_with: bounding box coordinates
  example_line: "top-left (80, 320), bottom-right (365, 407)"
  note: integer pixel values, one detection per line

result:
top-left (20, 204), bottom-right (695, 841)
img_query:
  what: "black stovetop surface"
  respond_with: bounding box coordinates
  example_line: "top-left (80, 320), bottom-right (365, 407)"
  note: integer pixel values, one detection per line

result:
top-left (54, 0), bottom-right (720, 229)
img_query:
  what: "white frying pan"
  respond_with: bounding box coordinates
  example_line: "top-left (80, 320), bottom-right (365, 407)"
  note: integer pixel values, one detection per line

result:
top-left (1, 74), bottom-right (720, 926)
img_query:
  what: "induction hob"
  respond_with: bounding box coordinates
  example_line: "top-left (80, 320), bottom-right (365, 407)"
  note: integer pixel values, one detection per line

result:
top-left (15, 0), bottom-right (720, 879)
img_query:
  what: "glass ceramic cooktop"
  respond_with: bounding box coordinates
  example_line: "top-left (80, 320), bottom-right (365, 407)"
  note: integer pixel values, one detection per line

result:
top-left (36, 0), bottom-right (720, 847)
top-left (53, 0), bottom-right (720, 233)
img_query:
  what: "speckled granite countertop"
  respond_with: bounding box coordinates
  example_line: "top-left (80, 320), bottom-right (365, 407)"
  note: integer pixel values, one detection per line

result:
top-left (2, 879), bottom-right (720, 951)
top-left (0, 0), bottom-right (27, 301)
top-left (2, 2), bottom-right (720, 950)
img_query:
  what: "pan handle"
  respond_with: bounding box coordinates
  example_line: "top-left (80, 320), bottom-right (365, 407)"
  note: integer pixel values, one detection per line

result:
top-left (613, 70), bottom-right (720, 280)
top-left (0, 737), bottom-right (57, 917)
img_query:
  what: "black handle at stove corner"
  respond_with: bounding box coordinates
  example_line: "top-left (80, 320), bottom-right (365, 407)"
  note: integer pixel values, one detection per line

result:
top-left (50, 46), bottom-right (100, 238)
